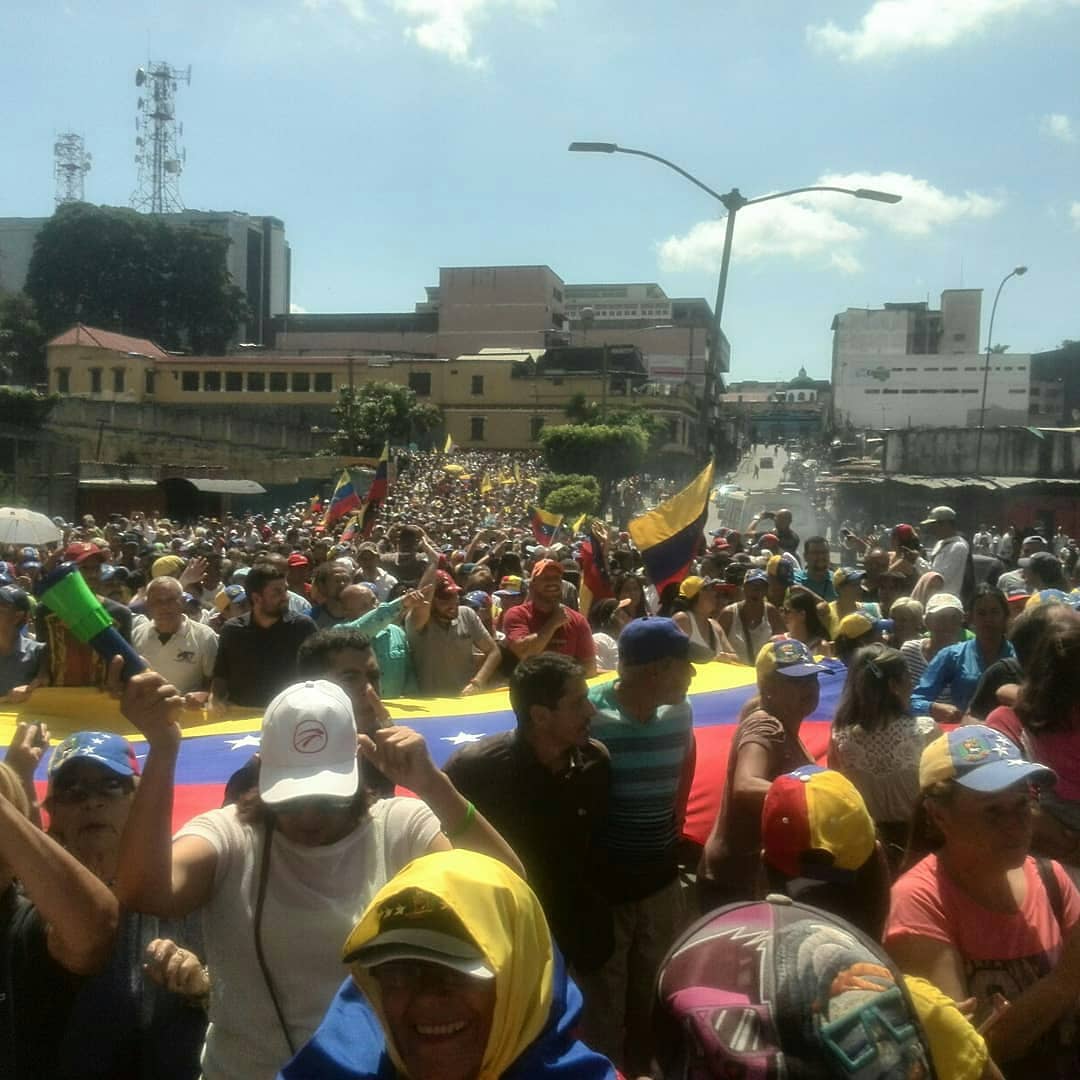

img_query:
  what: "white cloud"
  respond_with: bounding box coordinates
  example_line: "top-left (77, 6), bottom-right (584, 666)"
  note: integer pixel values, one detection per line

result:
top-left (290, 303), bottom-right (309, 313)
top-left (657, 172), bottom-right (1002, 275)
top-left (1041, 112), bottom-right (1076, 142)
top-left (306, 0), bottom-right (554, 66)
top-left (1070, 202), bottom-right (1080, 228)
top-left (808, 0), bottom-right (1079, 62)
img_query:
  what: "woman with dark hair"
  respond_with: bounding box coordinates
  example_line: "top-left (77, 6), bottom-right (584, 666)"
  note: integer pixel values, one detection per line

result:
top-left (587, 597), bottom-right (631, 671)
top-left (671, 577), bottom-right (738, 662)
top-left (829, 644), bottom-right (940, 867)
top-left (887, 728), bottom-right (1080, 1077)
top-left (610, 572), bottom-right (648, 619)
top-left (911, 585), bottom-right (1013, 722)
top-left (780, 589), bottom-right (831, 653)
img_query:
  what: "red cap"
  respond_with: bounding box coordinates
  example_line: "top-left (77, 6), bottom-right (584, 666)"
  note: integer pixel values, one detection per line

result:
top-left (531, 558), bottom-right (563, 580)
top-left (760, 533), bottom-right (779, 548)
top-left (64, 542), bottom-right (105, 565)
top-left (894, 523), bottom-right (918, 546)
top-left (287, 553), bottom-right (310, 568)
top-left (434, 569), bottom-right (461, 594)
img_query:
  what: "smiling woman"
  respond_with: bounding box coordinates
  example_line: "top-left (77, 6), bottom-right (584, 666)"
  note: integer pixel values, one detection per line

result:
top-left (279, 849), bottom-right (617, 1080)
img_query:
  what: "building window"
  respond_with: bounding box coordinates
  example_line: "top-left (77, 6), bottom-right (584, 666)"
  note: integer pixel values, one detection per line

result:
top-left (314, 372), bottom-right (332, 393)
top-left (145, 370), bottom-right (155, 396)
top-left (57, 368), bottom-right (70, 394)
top-left (409, 372), bottom-right (432, 396)
top-left (247, 372), bottom-right (265, 392)
top-left (112, 369), bottom-right (125, 394)
top-left (471, 375), bottom-right (484, 396)
top-left (864, 388), bottom-right (880, 395)
top-left (942, 366), bottom-right (958, 372)
top-left (225, 372), bottom-right (243, 392)
top-left (1008, 388), bottom-right (1026, 394)
top-left (181, 371), bottom-right (199, 392)
top-left (470, 416), bottom-right (485, 441)
top-left (204, 371), bottom-right (222, 392)
top-left (953, 333), bottom-right (966, 342)
top-left (90, 368), bottom-right (102, 394)
top-left (901, 389), bottom-right (918, 394)
top-left (882, 388), bottom-right (899, 395)
top-left (292, 372), bottom-right (310, 393)
top-left (530, 416), bottom-right (544, 441)
top-left (269, 372), bottom-right (287, 392)
top-left (797, 391), bottom-right (805, 402)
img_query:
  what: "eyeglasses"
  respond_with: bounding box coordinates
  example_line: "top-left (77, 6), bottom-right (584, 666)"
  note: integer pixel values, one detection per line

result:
top-left (51, 776), bottom-right (133, 804)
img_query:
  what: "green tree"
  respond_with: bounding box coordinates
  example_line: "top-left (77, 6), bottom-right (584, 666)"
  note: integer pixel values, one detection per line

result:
top-left (563, 393), bottom-right (668, 453)
top-left (544, 483), bottom-right (599, 518)
top-left (0, 293), bottom-right (47, 385)
top-left (540, 423), bottom-right (648, 511)
top-left (326, 381), bottom-right (442, 456)
top-left (24, 202), bottom-right (247, 352)
top-left (537, 472), bottom-right (600, 505)
top-left (0, 387), bottom-right (58, 428)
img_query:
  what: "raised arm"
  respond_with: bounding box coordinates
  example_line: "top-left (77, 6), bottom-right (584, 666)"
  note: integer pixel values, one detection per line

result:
top-left (0, 794), bottom-right (118, 975)
top-left (114, 668), bottom-right (218, 919)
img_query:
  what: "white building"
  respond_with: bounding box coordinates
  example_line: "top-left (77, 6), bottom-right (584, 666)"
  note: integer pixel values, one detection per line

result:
top-left (830, 289), bottom-right (1030, 429)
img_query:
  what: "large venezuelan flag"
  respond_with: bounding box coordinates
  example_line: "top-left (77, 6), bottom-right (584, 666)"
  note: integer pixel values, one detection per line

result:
top-left (0, 661), bottom-right (845, 844)
top-left (629, 463), bottom-right (714, 592)
top-left (323, 470), bottom-right (362, 526)
top-left (531, 507), bottom-right (563, 545)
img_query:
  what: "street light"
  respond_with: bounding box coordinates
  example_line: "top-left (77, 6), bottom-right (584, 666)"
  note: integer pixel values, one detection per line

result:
top-left (974, 265), bottom-right (1028, 475)
top-left (568, 141), bottom-right (902, 346)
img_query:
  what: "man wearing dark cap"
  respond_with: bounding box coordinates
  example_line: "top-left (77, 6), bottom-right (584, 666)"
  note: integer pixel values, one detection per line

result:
top-left (502, 559), bottom-right (597, 676)
top-left (997, 534), bottom-right (1048, 594)
top-left (406, 570), bottom-right (501, 696)
top-left (579, 616), bottom-right (696, 1076)
top-left (0, 586), bottom-right (43, 700)
top-left (1023, 550), bottom-right (1067, 592)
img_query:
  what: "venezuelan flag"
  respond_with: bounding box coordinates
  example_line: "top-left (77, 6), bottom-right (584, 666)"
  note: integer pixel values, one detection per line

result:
top-left (443, 433), bottom-right (453, 454)
top-left (0, 660), bottom-right (846, 842)
top-left (629, 462), bottom-right (714, 592)
top-left (480, 474), bottom-right (494, 495)
top-left (323, 470), bottom-right (362, 526)
top-left (531, 506), bottom-right (563, 545)
top-left (578, 536), bottom-right (613, 617)
top-left (340, 514), bottom-right (360, 543)
top-left (366, 443), bottom-right (390, 505)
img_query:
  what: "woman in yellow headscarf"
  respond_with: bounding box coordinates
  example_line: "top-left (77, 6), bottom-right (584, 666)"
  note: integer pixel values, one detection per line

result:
top-left (278, 850), bottom-right (616, 1080)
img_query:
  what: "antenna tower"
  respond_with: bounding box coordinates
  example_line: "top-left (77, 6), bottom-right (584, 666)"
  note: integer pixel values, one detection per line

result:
top-left (131, 61), bottom-right (191, 213)
top-left (54, 133), bottom-right (92, 206)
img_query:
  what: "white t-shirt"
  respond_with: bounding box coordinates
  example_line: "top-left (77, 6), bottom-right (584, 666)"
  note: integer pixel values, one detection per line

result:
top-left (132, 615), bottom-right (219, 693)
top-left (176, 798), bottom-right (441, 1080)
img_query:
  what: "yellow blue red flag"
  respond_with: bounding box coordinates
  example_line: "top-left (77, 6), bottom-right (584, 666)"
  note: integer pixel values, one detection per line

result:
top-left (530, 506), bottom-right (563, 545)
top-left (628, 462), bottom-right (714, 591)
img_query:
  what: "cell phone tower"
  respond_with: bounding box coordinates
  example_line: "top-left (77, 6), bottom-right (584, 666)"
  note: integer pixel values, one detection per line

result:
top-left (54, 133), bottom-right (92, 206)
top-left (130, 61), bottom-right (191, 214)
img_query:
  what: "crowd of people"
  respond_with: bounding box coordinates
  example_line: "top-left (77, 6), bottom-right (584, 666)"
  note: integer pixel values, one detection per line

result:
top-left (4, 447), bottom-right (1080, 1078)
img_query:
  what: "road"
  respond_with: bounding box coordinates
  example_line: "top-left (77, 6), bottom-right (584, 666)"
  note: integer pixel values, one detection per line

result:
top-left (707, 443), bottom-right (826, 543)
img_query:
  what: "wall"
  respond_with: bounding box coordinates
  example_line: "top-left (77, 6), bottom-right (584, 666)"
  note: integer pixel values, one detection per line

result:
top-left (883, 426), bottom-right (1080, 478)
top-left (0, 425), bottom-right (80, 518)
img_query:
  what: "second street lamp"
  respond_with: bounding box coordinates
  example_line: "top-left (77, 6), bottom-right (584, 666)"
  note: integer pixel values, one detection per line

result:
top-left (568, 141), bottom-right (902, 364)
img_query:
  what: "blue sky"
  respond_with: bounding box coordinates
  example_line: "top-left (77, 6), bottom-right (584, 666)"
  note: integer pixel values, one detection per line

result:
top-left (4, 0), bottom-right (1079, 380)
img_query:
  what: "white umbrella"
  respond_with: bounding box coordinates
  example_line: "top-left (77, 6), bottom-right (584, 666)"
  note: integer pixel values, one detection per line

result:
top-left (0, 507), bottom-right (63, 547)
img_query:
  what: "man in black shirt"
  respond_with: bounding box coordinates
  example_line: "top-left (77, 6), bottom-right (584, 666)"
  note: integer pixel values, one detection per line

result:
top-left (444, 653), bottom-right (613, 972)
top-left (210, 563), bottom-right (316, 709)
top-left (0, 763), bottom-right (118, 1079)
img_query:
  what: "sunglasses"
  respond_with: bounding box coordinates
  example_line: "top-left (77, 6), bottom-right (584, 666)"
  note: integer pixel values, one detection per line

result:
top-left (51, 776), bottom-right (133, 804)
top-left (370, 960), bottom-right (481, 992)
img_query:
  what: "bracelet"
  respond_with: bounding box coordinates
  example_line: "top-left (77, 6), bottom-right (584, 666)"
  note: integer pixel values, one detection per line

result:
top-left (444, 800), bottom-right (476, 840)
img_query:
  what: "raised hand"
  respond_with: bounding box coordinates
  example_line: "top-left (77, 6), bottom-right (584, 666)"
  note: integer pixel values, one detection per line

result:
top-left (144, 938), bottom-right (210, 1000)
top-left (120, 667), bottom-right (184, 751)
top-left (357, 726), bottom-right (440, 797)
top-left (5, 721), bottom-right (50, 785)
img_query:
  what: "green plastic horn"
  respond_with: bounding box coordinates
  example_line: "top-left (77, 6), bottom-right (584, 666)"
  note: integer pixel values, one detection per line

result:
top-left (37, 563), bottom-right (146, 679)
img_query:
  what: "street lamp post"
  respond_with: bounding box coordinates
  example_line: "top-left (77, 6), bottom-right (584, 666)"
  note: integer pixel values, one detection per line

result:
top-left (567, 141), bottom-right (902, 360)
top-left (974, 266), bottom-right (1027, 475)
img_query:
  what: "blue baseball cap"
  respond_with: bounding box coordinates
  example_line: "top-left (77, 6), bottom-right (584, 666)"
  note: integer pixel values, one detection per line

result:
top-left (463, 590), bottom-right (492, 609)
top-left (618, 616), bottom-right (691, 666)
top-left (0, 585), bottom-right (31, 613)
top-left (920, 725), bottom-right (1055, 794)
top-left (48, 731), bottom-right (140, 781)
top-left (743, 568), bottom-right (769, 587)
top-left (756, 638), bottom-right (830, 680)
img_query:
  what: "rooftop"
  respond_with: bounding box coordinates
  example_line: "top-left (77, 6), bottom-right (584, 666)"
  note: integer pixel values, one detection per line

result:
top-left (47, 324), bottom-right (169, 361)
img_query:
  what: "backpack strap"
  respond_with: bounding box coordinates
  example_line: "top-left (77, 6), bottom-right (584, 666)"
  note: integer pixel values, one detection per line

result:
top-left (1036, 857), bottom-right (1065, 931)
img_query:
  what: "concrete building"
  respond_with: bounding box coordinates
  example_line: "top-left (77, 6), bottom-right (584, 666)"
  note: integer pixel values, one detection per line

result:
top-left (45, 326), bottom-right (704, 465)
top-left (0, 210), bottom-right (289, 344)
top-left (830, 289), bottom-right (1030, 430)
top-left (720, 368), bottom-right (831, 444)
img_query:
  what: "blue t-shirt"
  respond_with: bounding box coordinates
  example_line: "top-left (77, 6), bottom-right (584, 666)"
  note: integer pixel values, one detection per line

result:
top-left (0, 635), bottom-right (43, 695)
top-left (911, 637), bottom-right (1015, 715)
top-left (794, 570), bottom-right (837, 601)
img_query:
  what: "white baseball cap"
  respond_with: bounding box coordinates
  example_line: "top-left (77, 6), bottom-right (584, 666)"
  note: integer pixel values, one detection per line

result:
top-left (258, 680), bottom-right (359, 805)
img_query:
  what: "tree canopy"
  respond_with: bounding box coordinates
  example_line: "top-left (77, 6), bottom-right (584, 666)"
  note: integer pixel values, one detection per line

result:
top-left (24, 202), bottom-right (248, 353)
top-left (326, 381), bottom-right (443, 456)
top-left (539, 472), bottom-right (600, 518)
top-left (540, 423), bottom-right (649, 510)
top-left (0, 293), bottom-right (47, 386)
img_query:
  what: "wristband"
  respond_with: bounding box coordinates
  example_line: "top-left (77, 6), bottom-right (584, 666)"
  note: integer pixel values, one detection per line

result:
top-left (444, 800), bottom-right (476, 840)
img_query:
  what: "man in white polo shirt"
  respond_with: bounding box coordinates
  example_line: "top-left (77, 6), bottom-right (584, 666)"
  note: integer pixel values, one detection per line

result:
top-left (131, 577), bottom-right (218, 704)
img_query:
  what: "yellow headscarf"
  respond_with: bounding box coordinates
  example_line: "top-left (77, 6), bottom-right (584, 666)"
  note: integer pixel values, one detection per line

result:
top-left (342, 851), bottom-right (554, 1080)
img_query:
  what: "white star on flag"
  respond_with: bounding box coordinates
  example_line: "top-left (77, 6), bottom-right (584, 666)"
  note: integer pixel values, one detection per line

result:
top-left (441, 731), bottom-right (483, 745)
top-left (227, 734), bottom-right (262, 750)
